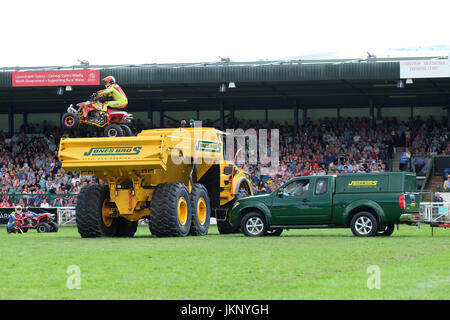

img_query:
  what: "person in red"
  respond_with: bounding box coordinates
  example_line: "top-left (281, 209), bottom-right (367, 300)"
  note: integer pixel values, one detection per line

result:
top-left (0, 196), bottom-right (11, 208)
top-left (93, 76), bottom-right (128, 118)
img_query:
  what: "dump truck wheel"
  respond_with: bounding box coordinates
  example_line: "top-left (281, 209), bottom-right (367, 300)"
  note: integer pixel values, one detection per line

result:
top-left (76, 184), bottom-right (120, 238)
top-left (189, 184), bottom-right (210, 236)
top-left (149, 183), bottom-right (192, 237)
top-left (104, 124), bottom-right (124, 137)
top-left (115, 218), bottom-right (138, 237)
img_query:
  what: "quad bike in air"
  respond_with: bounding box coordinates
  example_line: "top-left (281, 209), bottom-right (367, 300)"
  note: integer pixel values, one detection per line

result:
top-left (61, 96), bottom-right (134, 137)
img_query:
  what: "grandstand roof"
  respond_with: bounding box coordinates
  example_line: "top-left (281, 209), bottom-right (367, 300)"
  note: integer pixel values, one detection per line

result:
top-left (1, 56), bottom-right (449, 114)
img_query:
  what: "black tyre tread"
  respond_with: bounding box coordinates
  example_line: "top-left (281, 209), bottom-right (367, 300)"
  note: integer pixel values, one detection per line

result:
top-left (37, 222), bottom-right (50, 233)
top-left (376, 224), bottom-right (395, 236)
top-left (189, 183), bottom-right (211, 236)
top-left (120, 125), bottom-right (133, 136)
top-left (149, 183), bottom-right (191, 237)
top-left (76, 184), bottom-right (108, 238)
top-left (104, 124), bottom-right (124, 137)
top-left (115, 218), bottom-right (138, 237)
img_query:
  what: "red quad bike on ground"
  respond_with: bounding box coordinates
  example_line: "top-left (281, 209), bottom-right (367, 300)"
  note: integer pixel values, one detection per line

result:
top-left (61, 96), bottom-right (134, 137)
top-left (7, 209), bottom-right (58, 234)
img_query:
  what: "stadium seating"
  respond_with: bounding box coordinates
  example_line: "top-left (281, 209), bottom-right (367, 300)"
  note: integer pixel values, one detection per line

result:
top-left (0, 115), bottom-right (448, 202)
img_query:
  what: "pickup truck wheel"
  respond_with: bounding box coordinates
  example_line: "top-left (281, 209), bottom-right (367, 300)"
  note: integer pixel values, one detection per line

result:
top-left (241, 212), bottom-right (267, 237)
top-left (149, 183), bottom-right (192, 237)
top-left (266, 229), bottom-right (283, 236)
top-left (350, 212), bottom-right (378, 237)
top-left (189, 184), bottom-right (211, 236)
top-left (376, 224), bottom-right (395, 236)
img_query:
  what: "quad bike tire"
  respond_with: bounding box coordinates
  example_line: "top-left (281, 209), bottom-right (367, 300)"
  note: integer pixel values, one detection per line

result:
top-left (189, 184), bottom-right (211, 236)
top-left (37, 223), bottom-right (51, 233)
top-left (104, 124), bottom-right (124, 137)
top-left (120, 124), bottom-right (133, 136)
top-left (49, 222), bottom-right (59, 232)
top-left (61, 113), bottom-right (79, 130)
top-left (149, 183), bottom-right (192, 237)
top-left (76, 184), bottom-right (137, 238)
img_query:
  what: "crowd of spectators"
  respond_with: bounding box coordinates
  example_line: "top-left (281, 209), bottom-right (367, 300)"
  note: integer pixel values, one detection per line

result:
top-left (0, 122), bottom-right (101, 208)
top-left (0, 114), bottom-right (448, 205)
top-left (222, 115), bottom-right (449, 194)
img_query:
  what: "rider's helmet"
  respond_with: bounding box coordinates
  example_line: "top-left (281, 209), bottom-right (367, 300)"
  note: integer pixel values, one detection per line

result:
top-left (15, 205), bottom-right (22, 214)
top-left (102, 76), bottom-right (116, 88)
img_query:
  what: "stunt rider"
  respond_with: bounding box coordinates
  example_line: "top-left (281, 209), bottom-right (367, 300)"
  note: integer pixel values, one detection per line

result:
top-left (92, 76), bottom-right (128, 122)
top-left (7, 205), bottom-right (23, 234)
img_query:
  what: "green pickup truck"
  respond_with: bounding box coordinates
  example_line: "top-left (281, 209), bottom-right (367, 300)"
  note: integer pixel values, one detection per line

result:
top-left (229, 172), bottom-right (422, 237)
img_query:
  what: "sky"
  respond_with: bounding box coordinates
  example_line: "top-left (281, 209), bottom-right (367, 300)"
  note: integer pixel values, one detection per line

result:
top-left (1, 0), bottom-right (450, 67)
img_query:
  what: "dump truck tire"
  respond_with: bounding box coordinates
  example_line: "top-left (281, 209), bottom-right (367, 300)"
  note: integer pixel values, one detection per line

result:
top-left (115, 217), bottom-right (138, 237)
top-left (149, 183), bottom-right (192, 237)
top-left (76, 184), bottom-right (120, 238)
top-left (189, 184), bottom-right (210, 236)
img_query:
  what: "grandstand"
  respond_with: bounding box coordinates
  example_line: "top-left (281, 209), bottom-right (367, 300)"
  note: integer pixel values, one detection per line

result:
top-left (0, 56), bottom-right (449, 207)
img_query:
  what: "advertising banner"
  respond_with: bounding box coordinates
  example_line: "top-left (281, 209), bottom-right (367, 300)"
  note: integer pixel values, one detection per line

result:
top-left (400, 59), bottom-right (450, 79)
top-left (12, 69), bottom-right (100, 87)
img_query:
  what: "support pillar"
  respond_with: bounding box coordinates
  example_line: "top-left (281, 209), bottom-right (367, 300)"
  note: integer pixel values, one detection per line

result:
top-left (147, 101), bottom-right (153, 128)
top-left (8, 105), bottom-right (14, 137)
top-left (369, 98), bottom-right (375, 129)
top-left (219, 101), bottom-right (224, 130)
top-left (293, 101), bottom-right (299, 133)
top-left (302, 107), bottom-right (307, 126)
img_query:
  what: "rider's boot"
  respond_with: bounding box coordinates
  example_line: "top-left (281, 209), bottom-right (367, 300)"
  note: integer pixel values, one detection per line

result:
top-left (98, 111), bottom-right (107, 125)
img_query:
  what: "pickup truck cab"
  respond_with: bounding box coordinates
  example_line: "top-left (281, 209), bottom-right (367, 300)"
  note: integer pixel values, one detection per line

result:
top-left (229, 172), bottom-right (422, 237)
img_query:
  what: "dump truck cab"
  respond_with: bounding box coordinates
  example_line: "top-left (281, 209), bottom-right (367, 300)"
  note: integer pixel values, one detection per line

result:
top-left (58, 126), bottom-right (252, 238)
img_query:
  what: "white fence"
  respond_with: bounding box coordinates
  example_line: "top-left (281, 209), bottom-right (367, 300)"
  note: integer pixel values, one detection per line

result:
top-left (56, 207), bottom-right (76, 225)
top-left (420, 202), bottom-right (450, 224)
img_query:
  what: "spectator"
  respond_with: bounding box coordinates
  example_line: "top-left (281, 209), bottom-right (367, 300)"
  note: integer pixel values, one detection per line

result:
top-left (433, 192), bottom-right (444, 203)
top-left (40, 197), bottom-right (50, 208)
top-left (443, 176), bottom-right (450, 191)
top-left (399, 148), bottom-right (411, 171)
top-left (0, 196), bottom-right (11, 207)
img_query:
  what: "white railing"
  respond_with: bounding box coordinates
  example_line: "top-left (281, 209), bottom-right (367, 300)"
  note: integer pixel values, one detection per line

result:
top-left (420, 202), bottom-right (450, 224)
top-left (56, 207), bottom-right (76, 225)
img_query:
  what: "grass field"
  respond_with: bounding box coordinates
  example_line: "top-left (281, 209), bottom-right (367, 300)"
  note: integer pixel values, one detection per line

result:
top-left (0, 224), bottom-right (449, 300)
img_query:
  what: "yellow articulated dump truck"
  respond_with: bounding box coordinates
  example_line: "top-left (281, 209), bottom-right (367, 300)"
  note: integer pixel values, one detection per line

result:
top-left (58, 126), bottom-right (253, 238)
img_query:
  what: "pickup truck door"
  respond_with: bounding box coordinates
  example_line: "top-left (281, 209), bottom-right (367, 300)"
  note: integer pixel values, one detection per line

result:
top-left (270, 176), bottom-right (332, 225)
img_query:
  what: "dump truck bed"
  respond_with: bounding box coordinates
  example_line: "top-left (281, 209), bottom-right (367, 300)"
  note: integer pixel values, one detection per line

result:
top-left (58, 127), bottom-right (225, 182)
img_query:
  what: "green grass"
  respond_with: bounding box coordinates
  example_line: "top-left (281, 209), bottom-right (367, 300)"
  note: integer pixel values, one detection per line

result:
top-left (0, 224), bottom-right (449, 300)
